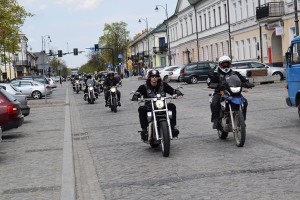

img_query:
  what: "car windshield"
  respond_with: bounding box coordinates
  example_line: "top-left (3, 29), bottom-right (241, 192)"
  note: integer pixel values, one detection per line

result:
top-left (0, 88), bottom-right (17, 102)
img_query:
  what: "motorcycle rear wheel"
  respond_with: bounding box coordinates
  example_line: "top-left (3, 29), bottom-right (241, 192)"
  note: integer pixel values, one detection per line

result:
top-left (160, 121), bottom-right (170, 157)
top-left (233, 111), bottom-right (246, 147)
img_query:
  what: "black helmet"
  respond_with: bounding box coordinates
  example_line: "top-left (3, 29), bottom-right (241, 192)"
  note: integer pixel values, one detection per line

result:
top-left (86, 74), bottom-right (92, 79)
top-left (147, 69), bottom-right (160, 79)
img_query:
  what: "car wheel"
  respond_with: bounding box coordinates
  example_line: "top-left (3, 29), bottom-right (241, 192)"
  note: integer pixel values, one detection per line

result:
top-left (190, 76), bottom-right (198, 84)
top-left (32, 91), bottom-right (42, 99)
top-left (272, 72), bottom-right (284, 80)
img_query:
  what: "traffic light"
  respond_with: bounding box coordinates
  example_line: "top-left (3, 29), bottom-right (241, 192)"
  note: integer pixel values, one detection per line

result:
top-left (94, 44), bottom-right (99, 51)
top-left (73, 48), bottom-right (78, 55)
top-left (58, 50), bottom-right (63, 57)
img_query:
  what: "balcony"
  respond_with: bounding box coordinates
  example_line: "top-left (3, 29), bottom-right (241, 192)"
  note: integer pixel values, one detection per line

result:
top-left (256, 2), bottom-right (284, 23)
top-left (14, 60), bottom-right (28, 66)
top-left (153, 45), bottom-right (168, 54)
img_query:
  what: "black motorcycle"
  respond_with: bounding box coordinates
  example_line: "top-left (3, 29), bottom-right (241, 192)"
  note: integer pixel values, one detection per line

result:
top-left (131, 91), bottom-right (181, 157)
top-left (106, 85), bottom-right (120, 113)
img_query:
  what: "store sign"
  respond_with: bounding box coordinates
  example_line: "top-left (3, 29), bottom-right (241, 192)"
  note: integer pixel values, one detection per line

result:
top-left (276, 27), bottom-right (284, 36)
top-left (266, 21), bottom-right (281, 30)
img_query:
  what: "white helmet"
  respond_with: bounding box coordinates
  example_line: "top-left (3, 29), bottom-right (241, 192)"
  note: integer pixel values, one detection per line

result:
top-left (218, 55), bottom-right (232, 73)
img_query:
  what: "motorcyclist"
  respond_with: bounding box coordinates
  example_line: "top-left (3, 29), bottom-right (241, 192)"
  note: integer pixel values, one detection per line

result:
top-left (72, 75), bottom-right (81, 92)
top-left (104, 71), bottom-right (121, 107)
top-left (207, 55), bottom-right (254, 129)
top-left (131, 69), bottom-right (184, 141)
top-left (83, 74), bottom-right (96, 100)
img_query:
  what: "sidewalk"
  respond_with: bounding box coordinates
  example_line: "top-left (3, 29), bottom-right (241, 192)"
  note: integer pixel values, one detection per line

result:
top-left (0, 83), bottom-right (75, 200)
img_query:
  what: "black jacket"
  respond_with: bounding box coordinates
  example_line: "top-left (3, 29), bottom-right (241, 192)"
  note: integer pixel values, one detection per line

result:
top-left (104, 77), bottom-right (120, 88)
top-left (207, 68), bottom-right (253, 92)
top-left (133, 81), bottom-right (177, 101)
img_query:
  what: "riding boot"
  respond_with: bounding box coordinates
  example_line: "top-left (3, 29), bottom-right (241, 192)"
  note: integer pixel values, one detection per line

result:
top-left (140, 129), bottom-right (148, 141)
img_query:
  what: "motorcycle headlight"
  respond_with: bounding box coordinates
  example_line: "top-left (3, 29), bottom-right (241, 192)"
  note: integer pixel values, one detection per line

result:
top-left (110, 87), bottom-right (116, 92)
top-left (88, 86), bottom-right (94, 91)
top-left (75, 80), bottom-right (79, 84)
top-left (230, 87), bottom-right (241, 93)
top-left (155, 100), bottom-right (164, 109)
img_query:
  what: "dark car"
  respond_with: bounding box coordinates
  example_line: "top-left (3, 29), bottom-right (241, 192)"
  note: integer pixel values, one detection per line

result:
top-left (0, 88), bottom-right (24, 131)
top-left (179, 61), bottom-right (217, 84)
top-left (0, 83), bottom-right (30, 117)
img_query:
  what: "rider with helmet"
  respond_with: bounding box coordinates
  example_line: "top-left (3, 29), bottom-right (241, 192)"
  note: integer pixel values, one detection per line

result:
top-left (131, 69), bottom-right (184, 141)
top-left (207, 55), bottom-right (254, 129)
top-left (104, 71), bottom-right (121, 107)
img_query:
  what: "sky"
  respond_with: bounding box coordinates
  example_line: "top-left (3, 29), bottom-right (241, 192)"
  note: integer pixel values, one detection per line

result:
top-left (18, 0), bottom-right (178, 69)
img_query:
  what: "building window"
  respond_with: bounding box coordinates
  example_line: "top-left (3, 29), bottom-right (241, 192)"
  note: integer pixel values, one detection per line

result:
top-left (233, 3), bottom-right (237, 22)
top-left (213, 9), bottom-right (216, 27)
top-left (181, 23), bottom-right (183, 38)
top-left (239, 1), bottom-right (242, 21)
top-left (218, 6), bottom-right (221, 25)
top-left (224, 4), bottom-right (228, 23)
top-left (253, 37), bottom-right (257, 58)
top-left (240, 40), bottom-right (245, 60)
top-left (202, 47), bottom-right (205, 60)
top-left (208, 11), bottom-right (211, 28)
top-left (216, 43), bottom-right (219, 59)
top-left (204, 14), bottom-right (207, 29)
top-left (191, 18), bottom-right (194, 33)
top-left (235, 41), bottom-right (239, 60)
top-left (199, 16), bottom-right (202, 31)
top-left (246, 0), bottom-right (249, 18)
top-left (263, 34), bottom-right (268, 58)
top-left (210, 44), bottom-right (213, 61)
top-left (247, 38), bottom-right (251, 59)
top-left (186, 20), bottom-right (188, 36)
top-left (176, 26), bottom-right (178, 40)
top-left (221, 42), bottom-right (224, 55)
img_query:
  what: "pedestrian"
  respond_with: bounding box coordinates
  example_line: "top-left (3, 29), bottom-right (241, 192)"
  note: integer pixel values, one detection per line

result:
top-left (59, 76), bottom-right (62, 86)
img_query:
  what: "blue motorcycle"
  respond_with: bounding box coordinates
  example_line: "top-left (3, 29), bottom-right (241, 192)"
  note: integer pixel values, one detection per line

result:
top-left (209, 74), bottom-right (252, 147)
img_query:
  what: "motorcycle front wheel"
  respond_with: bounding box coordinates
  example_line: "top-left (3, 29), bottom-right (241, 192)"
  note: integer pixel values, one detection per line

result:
top-left (160, 121), bottom-right (170, 157)
top-left (112, 98), bottom-right (117, 113)
top-left (233, 111), bottom-right (246, 147)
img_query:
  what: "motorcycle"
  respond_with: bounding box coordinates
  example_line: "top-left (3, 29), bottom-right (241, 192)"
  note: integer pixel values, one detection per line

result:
top-left (106, 85), bottom-right (120, 113)
top-left (209, 74), bottom-right (253, 147)
top-left (131, 90), bottom-right (182, 157)
top-left (85, 79), bottom-right (97, 104)
top-left (73, 80), bottom-right (81, 93)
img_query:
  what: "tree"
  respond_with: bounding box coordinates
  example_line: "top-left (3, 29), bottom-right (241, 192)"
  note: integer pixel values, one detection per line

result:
top-left (98, 22), bottom-right (130, 72)
top-left (0, 0), bottom-right (33, 65)
top-left (49, 56), bottom-right (68, 76)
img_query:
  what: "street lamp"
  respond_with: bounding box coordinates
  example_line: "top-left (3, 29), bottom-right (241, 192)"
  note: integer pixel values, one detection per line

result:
top-left (41, 35), bottom-right (51, 75)
top-left (138, 18), bottom-right (151, 68)
top-left (155, 4), bottom-right (171, 66)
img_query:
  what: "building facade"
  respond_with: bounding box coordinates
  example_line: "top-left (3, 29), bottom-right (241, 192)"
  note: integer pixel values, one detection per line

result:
top-left (130, 0), bottom-right (300, 68)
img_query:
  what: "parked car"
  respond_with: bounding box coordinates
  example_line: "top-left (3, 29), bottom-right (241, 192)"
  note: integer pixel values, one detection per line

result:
top-left (231, 61), bottom-right (286, 80)
top-left (168, 65), bottom-right (185, 82)
top-left (0, 83), bottom-right (30, 117)
top-left (159, 65), bottom-right (180, 82)
top-left (179, 61), bottom-right (217, 84)
top-left (10, 80), bottom-right (52, 99)
top-left (0, 88), bottom-right (24, 131)
top-left (47, 77), bottom-right (57, 88)
top-left (11, 75), bottom-right (50, 84)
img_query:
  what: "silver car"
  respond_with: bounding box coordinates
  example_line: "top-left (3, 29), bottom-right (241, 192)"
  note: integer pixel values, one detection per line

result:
top-left (231, 61), bottom-right (286, 80)
top-left (0, 83), bottom-right (31, 116)
top-left (10, 80), bottom-right (52, 99)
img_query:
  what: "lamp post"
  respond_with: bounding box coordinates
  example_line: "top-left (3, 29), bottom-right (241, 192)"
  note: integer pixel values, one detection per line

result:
top-left (138, 18), bottom-right (151, 68)
top-left (41, 35), bottom-right (51, 104)
top-left (155, 4), bottom-right (171, 66)
top-left (41, 35), bottom-right (51, 75)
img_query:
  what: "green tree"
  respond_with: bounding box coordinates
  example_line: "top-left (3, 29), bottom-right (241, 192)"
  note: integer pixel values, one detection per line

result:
top-left (0, 0), bottom-right (33, 64)
top-left (49, 56), bottom-right (68, 76)
top-left (98, 22), bottom-right (130, 72)
top-left (78, 52), bottom-right (106, 74)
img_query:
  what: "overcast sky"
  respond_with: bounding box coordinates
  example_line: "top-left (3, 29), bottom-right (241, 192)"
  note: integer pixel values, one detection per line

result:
top-left (18, 0), bottom-right (177, 69)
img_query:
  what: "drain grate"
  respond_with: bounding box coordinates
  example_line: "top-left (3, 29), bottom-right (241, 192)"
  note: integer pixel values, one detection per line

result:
top-left (2, 186), bottom-right (61, 194)
top-left (25, 148), bottom-right (63, 153)
top-left (73, 132), bottom-right (89, 140)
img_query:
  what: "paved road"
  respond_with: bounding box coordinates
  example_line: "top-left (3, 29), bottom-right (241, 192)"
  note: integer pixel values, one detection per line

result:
top-left (72, 78), bottom-right (300, 200)
top-left (0, 79), bottom-right (299, 200)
